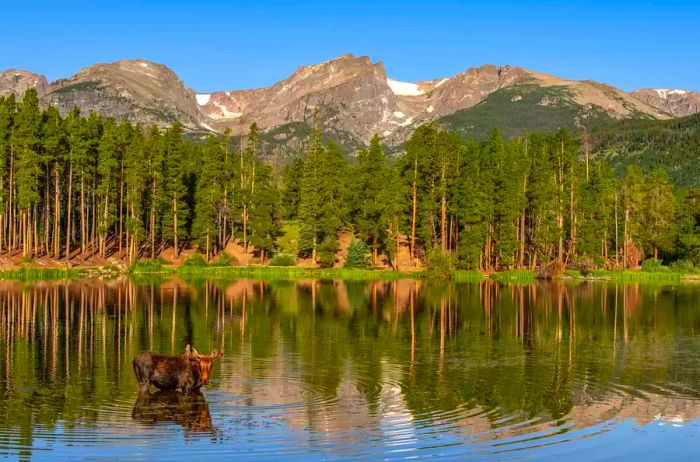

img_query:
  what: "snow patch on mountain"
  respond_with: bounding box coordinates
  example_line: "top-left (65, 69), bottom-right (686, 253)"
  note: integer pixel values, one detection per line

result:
top-left (387, 78), bottom-right (424, 96)
top-left (211, 100), bottom-right (242, 119)
top-left (655, 89), bottom-right (688, 98)
top-left (196, 94), bottom-right (211, 105)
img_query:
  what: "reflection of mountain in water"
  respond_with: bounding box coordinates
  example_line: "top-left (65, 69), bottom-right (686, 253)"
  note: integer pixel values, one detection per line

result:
top-left (0, 278), bottom-right (698, 457)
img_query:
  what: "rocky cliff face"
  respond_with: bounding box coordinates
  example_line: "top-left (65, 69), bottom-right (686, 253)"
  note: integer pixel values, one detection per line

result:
top-left (0, 54), bottom-right (690, 151)
top-left (197, 54), bottom-right (408, 143)
top-left (630, 88), bottom-right (700, 117)
top-left (41, 59), bottom-right (203, 128)
top-left (0, 69), bottom-right (48, 98)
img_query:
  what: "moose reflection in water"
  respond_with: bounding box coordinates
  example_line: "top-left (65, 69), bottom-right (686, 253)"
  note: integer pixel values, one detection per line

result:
top-left (132, 390), bottom-right (215, 433)
top-left (133, 345), bottom-right (223, 393)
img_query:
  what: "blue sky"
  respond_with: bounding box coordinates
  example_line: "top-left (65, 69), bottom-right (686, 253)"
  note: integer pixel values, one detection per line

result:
top-left (1, 1), bottom-right (698, 92)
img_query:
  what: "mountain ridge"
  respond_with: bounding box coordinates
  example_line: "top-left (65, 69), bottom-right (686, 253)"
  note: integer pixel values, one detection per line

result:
top-left (1, 54), bottom-right (697, 151)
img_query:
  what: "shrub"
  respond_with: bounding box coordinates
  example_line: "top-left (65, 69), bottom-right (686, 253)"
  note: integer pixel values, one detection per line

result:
top-left (345, 240), bottom-right (370, 269)
top-left (211, 252), bottom-right (237, 267)
top-left (182, 254), bottom-right (208, 267)
top-left (425, 248), bottom-right (456, 280)
top-left (641, 258), bottom-right (664, 272)
top-left (269, 252), bottom-right (297, 267)
top-left (669, 259), bottom-right (697, 274)
top-left (317, 237), bottom-right (338, 268)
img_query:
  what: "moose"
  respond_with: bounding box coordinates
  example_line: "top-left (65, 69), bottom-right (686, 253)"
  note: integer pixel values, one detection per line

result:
top-left (133, 345), bottom-right (223, 394)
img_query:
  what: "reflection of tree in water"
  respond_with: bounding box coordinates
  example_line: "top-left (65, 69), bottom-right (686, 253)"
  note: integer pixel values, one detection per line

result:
top-left (0, 278), bottom-right (699, 454)
top-left (132, 390), bottom-right (216, 434)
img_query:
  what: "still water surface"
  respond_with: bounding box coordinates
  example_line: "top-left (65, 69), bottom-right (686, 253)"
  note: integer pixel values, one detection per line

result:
top-left (0, 278), bottom-right (699, 460)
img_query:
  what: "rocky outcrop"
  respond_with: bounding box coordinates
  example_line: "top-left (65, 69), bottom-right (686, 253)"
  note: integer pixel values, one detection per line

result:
top-left (42, 59), bottom-right (203, 128)
top-left (0, 69), bottom-right (48, 98)
top-left (630, 88), bottom-right (700, 117)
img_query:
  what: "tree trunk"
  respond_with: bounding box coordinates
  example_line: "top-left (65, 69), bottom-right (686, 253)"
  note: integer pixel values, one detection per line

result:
top-left (242, 206), bottom-right (248, 252)
top-left (372, 235), bottom-right (377, 266)
top-left (118, 168), bottom-right (124, 257)
top-left (65, 164), bottom-right (73, 260)
top-left (173, 197), bottom-right (179, 258)
top-left (80, 176), bottom-right (86, 260)
top-left (410, 156), bottom-right (417, 263)
top-left (53, 169), bottom-right (60, 258)
top-left (150, 178), bottom-right (156, 259)
top-left (440, 191), bottom-right (447, 252)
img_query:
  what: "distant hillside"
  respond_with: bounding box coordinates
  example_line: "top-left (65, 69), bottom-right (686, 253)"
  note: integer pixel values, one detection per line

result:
top-left (591, 113), bottom-right (700, 187)
top-left (437, 84), bottom-right (617, 140)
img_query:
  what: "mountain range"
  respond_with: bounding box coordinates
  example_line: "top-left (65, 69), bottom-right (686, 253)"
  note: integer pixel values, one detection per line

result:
top-left (2, 53), bottom-right (699, 152)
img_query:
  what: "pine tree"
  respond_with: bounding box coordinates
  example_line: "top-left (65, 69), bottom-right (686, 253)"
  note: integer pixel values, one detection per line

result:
top-left (248, 163), bottom-right (281, 262)
top-left (298, 114), bottom-right (324, 261)
top-left (124, 130), bottom-right (147, 263)
top-left (161, 122), bottom-right (189, 256)
top-left (644, 167), bottom-right (675, 260)
top-left (192, 135), bottom-right (223, 260)
top-left (352, 134), bottom-right (387, 265)
top-left (13, 89), bottom-right (41, 257)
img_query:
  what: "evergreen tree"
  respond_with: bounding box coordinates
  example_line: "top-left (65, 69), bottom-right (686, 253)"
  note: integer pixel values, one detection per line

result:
top-left (249, 163), bottom-right (281, 262)
top-left (352, 134), bottom-right (387, 264)
top-left (192, 135), bottom-right (223, 259)
top-left (161, 122), bottom-right (189, 256)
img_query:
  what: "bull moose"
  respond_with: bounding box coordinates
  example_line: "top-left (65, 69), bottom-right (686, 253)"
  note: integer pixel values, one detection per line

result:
top-left (133, 345), bottom-right (223, 394)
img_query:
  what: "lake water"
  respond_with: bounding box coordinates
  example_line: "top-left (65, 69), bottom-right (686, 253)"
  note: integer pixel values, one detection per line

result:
top-left (0, 278), bottom-right (699, 460)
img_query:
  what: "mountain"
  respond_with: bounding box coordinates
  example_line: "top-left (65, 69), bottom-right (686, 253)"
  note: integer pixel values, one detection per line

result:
top-left (0, 54), bottom-right (692, 153)
top-left (629, 88), bottom-right (700, 118)
top-left (197, 55), bottom-right (669, 147)
top-left (42, 59), bottom-right (203, 129)
top-left (0, 69), bottom-right (48, 98)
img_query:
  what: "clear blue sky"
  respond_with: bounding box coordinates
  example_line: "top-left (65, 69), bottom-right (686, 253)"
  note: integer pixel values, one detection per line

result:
top-left (2, 1), bottom-right (698, 92)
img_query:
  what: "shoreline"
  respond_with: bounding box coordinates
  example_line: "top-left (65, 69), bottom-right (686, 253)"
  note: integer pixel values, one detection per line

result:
top-left (1, 263), bottom-right (698, 283)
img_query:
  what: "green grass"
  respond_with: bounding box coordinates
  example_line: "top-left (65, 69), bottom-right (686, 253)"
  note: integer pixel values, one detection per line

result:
top-left (453, 270), bottom-right (486, 282)
top-left (489, 270), bottom-right (537, 283)
top-left (586, 269), bottom-right (690, 282)
top-left (128, 259), bottom-right (173, 275)
top-left (0, 267), bottom-right (84, 281)
top-left (175, 266), bottom-right (419, 281)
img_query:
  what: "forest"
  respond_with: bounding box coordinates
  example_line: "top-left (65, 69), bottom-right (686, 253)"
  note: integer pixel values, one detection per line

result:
top-left (0, 89), bottom-right (698, 271)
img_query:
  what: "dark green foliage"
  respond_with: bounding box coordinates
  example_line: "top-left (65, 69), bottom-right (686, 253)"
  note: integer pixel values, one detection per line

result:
top-left (269, 252), bottom-right (297, 267)
top-left (211, 252), bottom-right (237, 267)
top-left (592, 113), bottom-right (700, 187)
top-left (345, 240), bottom-right (370, 269)
top-left (440, 85), bottom-right (612, 140)
top-left (641, 258), bottom-right (663, 272)
top-left (425, 249), bottom-right (456, 280)
top-left (181, 253), bottom-right (209, 267)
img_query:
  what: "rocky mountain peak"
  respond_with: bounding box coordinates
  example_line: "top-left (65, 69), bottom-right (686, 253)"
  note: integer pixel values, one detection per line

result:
top-left (43, 58), bottom-right (202, 128)
top-left (0, 69), bottom-right (48, 98)
top-left (630, 88), bottom-right (700, 117)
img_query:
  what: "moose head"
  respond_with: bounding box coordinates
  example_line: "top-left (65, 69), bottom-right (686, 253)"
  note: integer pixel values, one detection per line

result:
top-left (185, 345), bottom-right (224, 386)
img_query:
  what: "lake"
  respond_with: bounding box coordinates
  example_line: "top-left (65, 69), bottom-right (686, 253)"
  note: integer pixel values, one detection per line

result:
top-left (0, 278), bottom-right (699, 460)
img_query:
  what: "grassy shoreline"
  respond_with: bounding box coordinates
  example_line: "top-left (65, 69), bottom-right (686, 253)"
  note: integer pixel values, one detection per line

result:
top-left (0, 262), bottom-right (698, 283)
